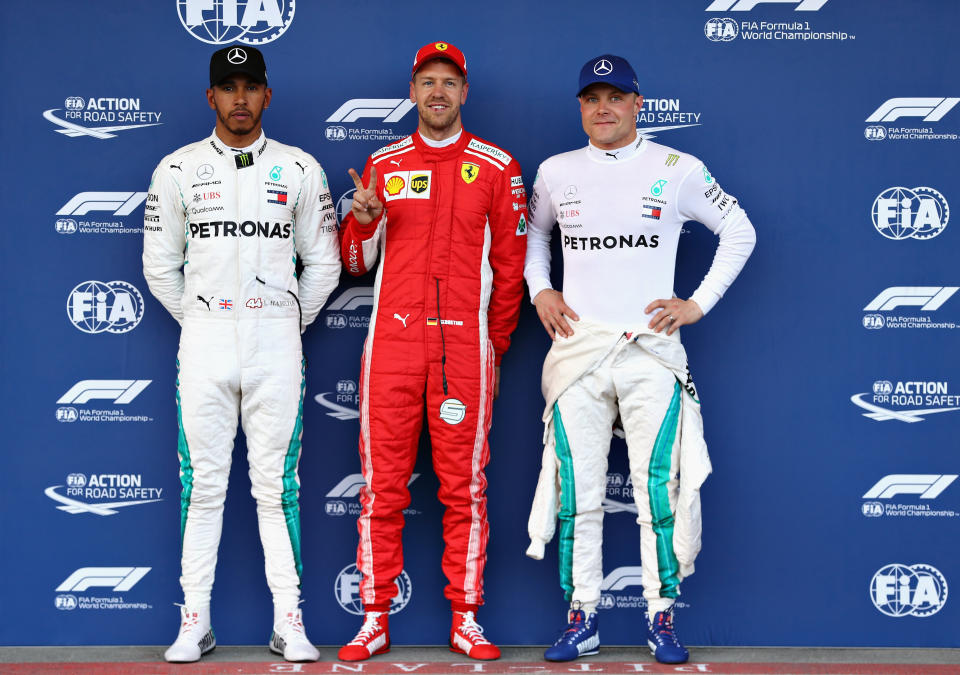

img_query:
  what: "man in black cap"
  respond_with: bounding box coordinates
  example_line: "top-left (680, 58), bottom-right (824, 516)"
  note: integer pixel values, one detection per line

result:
top-left (143, 45), bottom-right (341, 663)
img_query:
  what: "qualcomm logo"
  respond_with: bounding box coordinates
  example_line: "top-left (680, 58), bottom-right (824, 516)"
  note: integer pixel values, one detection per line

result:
top-left (314, 379), bottom-right (359, 421)
top-left (44, 96), bottom-right (162, 139)
top-left (46, 473), bottom-right (163, 516)
top-left (334, 563), bottom-right (412, 615)
top-left (67, 281), bottom-right (145, 334)
top-left (872, 187), bottom-right (949, 240)
top-left (324, 473), bottom-right (420, 517)
top-left (867, 98), bottom-right (960, 124)
top-left (706, 0), bottom-right (829, 8)
top-left (851, 380), bottom-right (960, 423)
top-left (177, 0), bottom-right (295, 45)
top-left (870, 564), bottom-right (948, 617)
top-left (325, 286), bottom-right (374, 330)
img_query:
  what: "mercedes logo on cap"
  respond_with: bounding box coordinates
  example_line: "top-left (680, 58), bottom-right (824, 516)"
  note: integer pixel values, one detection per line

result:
top-left (593, 59), bottom-right (613, 76)
top-left (227, 47), bottom-right (247, 64)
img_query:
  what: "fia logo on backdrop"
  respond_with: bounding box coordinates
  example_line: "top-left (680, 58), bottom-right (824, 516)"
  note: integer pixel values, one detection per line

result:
top-left (872, 187), bottom-right (949, 240)
top-left (67, 281), bottom-right (144, 334)
top-left (178, 0), bottom-right (295, 45)
top-left (335, 564), bottom-right (412, 615)
top-left (870, 564), bottom-right (948, 617)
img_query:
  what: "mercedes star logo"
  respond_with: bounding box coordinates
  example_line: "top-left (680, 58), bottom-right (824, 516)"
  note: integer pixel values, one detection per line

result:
top-left (227, 47), bottom-right (247, 64)
top-left (593, 59), bottom-right (613, 76)
top-left (196, 164), bottom-right (214, 180)
top-left (564, 185), bottom-right (578, 200)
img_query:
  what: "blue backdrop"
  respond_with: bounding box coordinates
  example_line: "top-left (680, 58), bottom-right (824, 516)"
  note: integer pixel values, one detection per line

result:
top-left (2, 0), bottom-right (958, 648)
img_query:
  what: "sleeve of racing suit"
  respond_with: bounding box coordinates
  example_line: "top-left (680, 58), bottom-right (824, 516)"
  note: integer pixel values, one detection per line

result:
top-left (339, 157), bottom-right (386, 276)
top-left (676, 162), bottom-right (757, 316)
top-left (487, 160), bottom-right (528, 366)
top-left (295, 161), bottom-right (343, 331)
top-left (523, 164), bottom-right (557, 303)
top-left (142, 161), bottom-right (187, 324)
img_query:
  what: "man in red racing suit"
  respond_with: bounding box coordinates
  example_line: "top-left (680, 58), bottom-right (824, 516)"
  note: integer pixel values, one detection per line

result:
top-left (337, 41), bottom-right (527, 661)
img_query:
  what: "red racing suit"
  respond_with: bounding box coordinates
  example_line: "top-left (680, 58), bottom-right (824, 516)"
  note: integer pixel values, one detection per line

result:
top-left (339, 131), bottom-right (527, 611)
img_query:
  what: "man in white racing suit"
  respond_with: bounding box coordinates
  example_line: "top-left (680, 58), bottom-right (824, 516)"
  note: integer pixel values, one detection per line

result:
top-left (524, 54), bottom-right (755, 664)
top-left (142, 45), bottom-right (341, 663)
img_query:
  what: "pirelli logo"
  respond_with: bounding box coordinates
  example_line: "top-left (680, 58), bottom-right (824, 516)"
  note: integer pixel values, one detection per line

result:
top-left (467, 139), bottom-right (512, 166)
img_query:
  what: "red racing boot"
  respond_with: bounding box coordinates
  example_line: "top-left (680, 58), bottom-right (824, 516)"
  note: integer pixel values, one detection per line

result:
top-left (449, 610), bottom-right (501, 660)
top-left (338, 611), bottom-right (390, 661)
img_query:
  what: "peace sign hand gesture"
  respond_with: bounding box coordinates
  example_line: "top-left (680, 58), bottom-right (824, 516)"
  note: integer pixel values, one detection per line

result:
top-left (348, 166), bottom-right (383, 226)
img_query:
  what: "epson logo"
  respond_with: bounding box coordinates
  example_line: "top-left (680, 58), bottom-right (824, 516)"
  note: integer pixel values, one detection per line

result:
top-left (326, 99), bottom-right (416, 124)
top-left (57, 192), bottom-right (147, 217)
top-left (178, 0), bottom-right (295, 45)
top-left (866, 98), bottom-right (960, 124)
top-left (706, 0), bottom-right (829, 9)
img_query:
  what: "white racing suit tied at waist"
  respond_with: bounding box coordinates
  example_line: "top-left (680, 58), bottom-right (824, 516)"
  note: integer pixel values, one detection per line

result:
top-left (526, 319), bottom-right (712, 594)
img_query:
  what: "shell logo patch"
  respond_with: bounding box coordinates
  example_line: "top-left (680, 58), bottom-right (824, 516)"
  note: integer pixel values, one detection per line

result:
top-left (385, 175), bottom-right (406, 196)
top-left (382, 171), bottom-right (433, 201)
top-left (461, 162), bottom-right (480, 184)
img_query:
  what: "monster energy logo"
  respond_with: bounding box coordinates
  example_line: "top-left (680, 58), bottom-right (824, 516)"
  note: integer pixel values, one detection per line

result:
top-left (235, 152), bottom-right (254, 169)
top-left (665, 154), bottom-right (679, 167)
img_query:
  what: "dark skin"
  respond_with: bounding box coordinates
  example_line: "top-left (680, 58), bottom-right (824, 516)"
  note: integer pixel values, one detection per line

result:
top-left (206, 74), bottom-right (272, 147)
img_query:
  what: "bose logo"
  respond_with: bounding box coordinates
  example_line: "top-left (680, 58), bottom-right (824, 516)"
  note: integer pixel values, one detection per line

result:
top-left (57, 192), bottom-right (147, 216)
top-left (327, 287), bottom-right (375, 311)
top-left (56, 567), bottom-right (151, 592)
top-left (863, 287), bottom-right (958, 312)
top-left (866, 98), bottom-right (960, 123)
top-left (326, 99), bottom-right (416, 124)
top-left (57, 380), bottom-right (151, 405)
top-left (863, 475), bottom-right (957, 500)
top-left (706, 0), bottom-right (829, 10)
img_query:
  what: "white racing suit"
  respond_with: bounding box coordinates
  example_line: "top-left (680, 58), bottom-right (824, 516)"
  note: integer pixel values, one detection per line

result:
top-left (143, 130), bottom-right (341, 609)
top-left (526, 320), bottom-right (712, 615)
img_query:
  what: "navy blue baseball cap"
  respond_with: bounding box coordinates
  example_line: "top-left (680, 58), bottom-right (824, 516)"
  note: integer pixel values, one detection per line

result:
top-left (577, 54), bottom-right (640, 96)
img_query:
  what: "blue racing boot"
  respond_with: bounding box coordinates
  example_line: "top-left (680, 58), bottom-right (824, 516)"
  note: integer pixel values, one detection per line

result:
top-left (647, 609), bottom-right (689, 664)
top-left (544, 608), bottom-right (599, 661)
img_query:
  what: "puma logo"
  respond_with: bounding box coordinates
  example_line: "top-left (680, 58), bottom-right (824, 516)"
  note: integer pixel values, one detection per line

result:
top-left (197, 295), bottom-right (213, 310)
top-left (393, 313), bottom-right (409, 327)
top-left (390, 159), bottom-right (403, 167)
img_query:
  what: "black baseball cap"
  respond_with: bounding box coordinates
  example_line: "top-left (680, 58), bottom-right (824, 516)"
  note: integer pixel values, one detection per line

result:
top-left (209, 45), bottom-right (267, 87)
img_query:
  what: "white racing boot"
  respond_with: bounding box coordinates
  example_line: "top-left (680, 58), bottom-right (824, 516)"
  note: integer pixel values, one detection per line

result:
top-left (270, 607), bottom-right (320, 662)
top-left (164, 605), bottom-right (215, 663)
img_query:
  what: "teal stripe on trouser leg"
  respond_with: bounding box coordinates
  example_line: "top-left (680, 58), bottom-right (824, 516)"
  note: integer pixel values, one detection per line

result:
top-left (553, 403), bottom-right (577, 601)
top-left (647, 381), bottom-right (682, 599)
top-left (175, 359), bottom-right (193, 545)
top-left (281, 358), bottom-right (306, 581)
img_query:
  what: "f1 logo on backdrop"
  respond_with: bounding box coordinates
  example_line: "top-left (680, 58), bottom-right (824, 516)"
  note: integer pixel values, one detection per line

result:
top-left (870, 564), bottom-right (948, 617)
top-left (177, 0), bottom-right (295, 45)
top-left (58, 380), bottom-right (151, 405)
top-left (706, 0), bottom-right (829, 9)
top-left (864, 475), bottom-right (957, 500)
top-left (58, 192), bottom-right (147, 217)
top-left (863, 287), bottom-right (958, 312)
top-left (866, 98), bottom-right (960, 123)
top-left (872, 187), bottom-right (949, 240)
top-left (67, 281), bottom-right (145, 334)
top-left (326, 100), bottom-right (416, 124)
top-left (56, 567), bottom-right (150, 592)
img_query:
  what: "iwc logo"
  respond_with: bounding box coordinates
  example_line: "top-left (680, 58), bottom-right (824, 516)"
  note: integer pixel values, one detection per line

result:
top-left (439, 398), bottom-right (466, 425)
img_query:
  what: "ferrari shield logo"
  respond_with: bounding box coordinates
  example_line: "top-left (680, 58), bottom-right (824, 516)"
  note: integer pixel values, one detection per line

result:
top-left (461, 162), bottom-right (480, 184)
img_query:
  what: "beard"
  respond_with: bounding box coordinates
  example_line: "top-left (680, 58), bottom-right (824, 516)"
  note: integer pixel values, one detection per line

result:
top-left (418, 99), bottom-right (460, 135)
top-left (216, 105), bottom-right (263, 138)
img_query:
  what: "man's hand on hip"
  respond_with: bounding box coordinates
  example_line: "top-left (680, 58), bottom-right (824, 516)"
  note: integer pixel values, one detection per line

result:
top-left (348, 166), bottom-right (383, 226)
top-left (533, 289), bottom-right (580, 340)
top-left (646, 298), bottom-right (703, 336)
